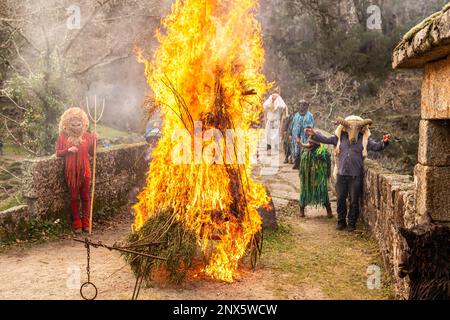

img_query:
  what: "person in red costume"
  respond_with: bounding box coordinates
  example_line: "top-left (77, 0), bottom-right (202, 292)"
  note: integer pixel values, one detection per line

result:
top-left (56, 107), bottom-right (97, 234)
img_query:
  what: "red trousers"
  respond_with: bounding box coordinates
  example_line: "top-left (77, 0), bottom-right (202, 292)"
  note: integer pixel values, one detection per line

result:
top-left (69, 176), bottom-right (91, 229)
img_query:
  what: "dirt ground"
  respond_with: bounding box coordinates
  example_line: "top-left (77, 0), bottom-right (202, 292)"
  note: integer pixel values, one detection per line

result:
top-left (0, 154), bottom-right (394, 300)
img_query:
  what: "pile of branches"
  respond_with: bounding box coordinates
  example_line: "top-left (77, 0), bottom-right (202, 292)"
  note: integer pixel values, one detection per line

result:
top-left (124, 75), bottom-right (263, 284)
top-left (122, 210), bottom-right (197, 284)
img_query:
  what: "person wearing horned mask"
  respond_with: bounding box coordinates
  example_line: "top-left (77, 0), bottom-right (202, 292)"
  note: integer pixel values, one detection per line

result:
top-left (305, 116), bottom-right (390, 232)
top-left (56, 107), bottom-right (97, 234)
top-left (290, 100), bottom-right (315, 170)
top-left (263, 93), bottom-right (288, 155)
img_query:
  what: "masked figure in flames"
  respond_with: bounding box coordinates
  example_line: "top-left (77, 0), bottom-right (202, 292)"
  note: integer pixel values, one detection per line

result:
top-left (56, 108), bottom-right (96, 234)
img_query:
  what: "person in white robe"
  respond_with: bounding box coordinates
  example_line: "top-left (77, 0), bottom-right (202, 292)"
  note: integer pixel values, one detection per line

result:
top-left (263, 93), bottom-right (288, 153)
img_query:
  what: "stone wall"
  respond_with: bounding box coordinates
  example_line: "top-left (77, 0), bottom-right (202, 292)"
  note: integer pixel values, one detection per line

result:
top-left (23, 142), bottom-right (148, 218)
top-left (392, 1), bottom-right (450, 225)
top-left (422, 56), bottom-right (450, 119)
top-left (0, 205), bottom-right (30, 242)
top-left (391, 6), bottom-right (450, 299)
top-left (360, 159), bottom-right (417, 299)
top-left (414, 57), bottom-right (450, 223)
top-left (0, 143), bottom-right (148, 240)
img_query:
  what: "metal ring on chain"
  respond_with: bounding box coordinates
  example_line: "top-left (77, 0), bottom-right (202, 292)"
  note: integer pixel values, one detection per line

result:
top-left (80, 281), bottom-right (98, 300)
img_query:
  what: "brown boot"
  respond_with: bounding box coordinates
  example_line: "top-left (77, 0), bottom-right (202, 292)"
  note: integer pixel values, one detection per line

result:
top-left (325, 203), bottom-right (333, 219)
top-left (299, 206), bottom-right (306, 218)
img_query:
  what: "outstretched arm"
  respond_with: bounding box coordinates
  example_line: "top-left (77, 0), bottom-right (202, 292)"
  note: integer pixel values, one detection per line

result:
top-left (368, 134), bottom-right (390, 152)
top-left (305, 128), bottom-right (338, 146)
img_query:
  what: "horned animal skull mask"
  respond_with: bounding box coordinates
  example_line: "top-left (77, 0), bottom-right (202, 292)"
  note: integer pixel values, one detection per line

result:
top-left (336, 116), bottom-right (372, 144)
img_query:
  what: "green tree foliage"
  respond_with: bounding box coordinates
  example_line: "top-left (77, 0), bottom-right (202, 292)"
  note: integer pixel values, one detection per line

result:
top-left (3, 55), bottom-right (71, 155)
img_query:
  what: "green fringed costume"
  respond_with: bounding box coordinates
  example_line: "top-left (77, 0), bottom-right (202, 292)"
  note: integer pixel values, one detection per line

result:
top-left (299, 144), bottom-right (331, 207)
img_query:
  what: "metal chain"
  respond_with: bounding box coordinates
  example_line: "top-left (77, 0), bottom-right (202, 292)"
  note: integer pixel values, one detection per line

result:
top-left (75, 237), bottom-right (166, 300)
top-left (80, 238), bottom-right (98, 300)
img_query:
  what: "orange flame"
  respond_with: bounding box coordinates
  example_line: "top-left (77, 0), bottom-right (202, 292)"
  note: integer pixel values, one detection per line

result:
top-left (134, 0), bottom-right (270, 282)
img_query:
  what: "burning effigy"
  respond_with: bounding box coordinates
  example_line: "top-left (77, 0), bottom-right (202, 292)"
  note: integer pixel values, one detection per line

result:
top-left (123, 0), bottom-right (272, 284)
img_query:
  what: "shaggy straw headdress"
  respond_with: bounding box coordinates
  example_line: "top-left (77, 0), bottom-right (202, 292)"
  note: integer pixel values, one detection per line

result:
top-left (59, 107), bottom-right (90, 146)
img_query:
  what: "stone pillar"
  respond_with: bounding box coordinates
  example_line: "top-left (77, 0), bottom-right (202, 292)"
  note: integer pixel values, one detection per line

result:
top-left (415, 56), bottom-right (450, 223)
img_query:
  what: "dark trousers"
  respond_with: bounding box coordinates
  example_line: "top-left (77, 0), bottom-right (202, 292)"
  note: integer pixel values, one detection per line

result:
top-left (335, 175), bottom-right (362, 227)
top-left (283, 138), bottom-right (291, 161)
top-left (292, 147), bottom-right (302, 170)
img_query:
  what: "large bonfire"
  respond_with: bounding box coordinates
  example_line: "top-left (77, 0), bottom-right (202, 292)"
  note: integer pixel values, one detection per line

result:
top-left (129, 0), bottom-right (271, 283)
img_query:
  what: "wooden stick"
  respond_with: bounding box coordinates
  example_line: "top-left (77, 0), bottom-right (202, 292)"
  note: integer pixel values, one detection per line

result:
top-left (86, 96), bottom-right (105, 235)
top-left (89, 96), bottom-right (97, 234)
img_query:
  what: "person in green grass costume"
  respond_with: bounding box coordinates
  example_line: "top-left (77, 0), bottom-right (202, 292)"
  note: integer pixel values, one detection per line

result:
top-left (298, 128), bottom-right (333, 219)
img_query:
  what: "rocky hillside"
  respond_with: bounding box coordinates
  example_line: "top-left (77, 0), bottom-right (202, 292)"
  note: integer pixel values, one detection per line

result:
top-left (259, 0), bottom-right (447, 175)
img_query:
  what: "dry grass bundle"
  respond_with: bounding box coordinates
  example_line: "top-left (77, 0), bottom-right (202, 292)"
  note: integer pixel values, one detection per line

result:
top-left (122, 210), bottom-right (197, 284)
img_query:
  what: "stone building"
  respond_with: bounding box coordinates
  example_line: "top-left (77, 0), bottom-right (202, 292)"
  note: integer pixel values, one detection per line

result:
top-left (358, 4), bottom-right (450, 299)
top-left (393, 3), bottom-right (450, 225)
